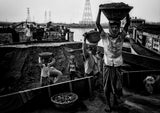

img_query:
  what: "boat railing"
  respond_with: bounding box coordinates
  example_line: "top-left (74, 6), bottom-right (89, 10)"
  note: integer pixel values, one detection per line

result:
top-left (0, 76), bottom-right (93, 113)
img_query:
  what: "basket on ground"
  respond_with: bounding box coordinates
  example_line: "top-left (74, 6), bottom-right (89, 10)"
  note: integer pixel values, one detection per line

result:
top-left (100, 2), bottom-right (133, 21)
top-left (51, 92), bottom-right (78, 109)
top-left (85, 30), bottom-right (100, 44)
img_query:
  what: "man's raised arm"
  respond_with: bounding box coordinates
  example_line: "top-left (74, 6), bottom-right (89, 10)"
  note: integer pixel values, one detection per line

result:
top-left (123, 14), bottom-right (130, 33)
top-left (96, 9), bottom-right (104, 34)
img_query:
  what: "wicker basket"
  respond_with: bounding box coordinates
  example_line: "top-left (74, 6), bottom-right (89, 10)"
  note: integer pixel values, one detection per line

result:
top-left (100, 2), bottom-right (133, 21)
top-left (38, 52), bottom-right (53, 58)
top-left (51, 92), bottom-right (78, 109)
top-left (38, 52), bottom-right (53, 64)
top-left (85, 30), bottom-right (100, 44)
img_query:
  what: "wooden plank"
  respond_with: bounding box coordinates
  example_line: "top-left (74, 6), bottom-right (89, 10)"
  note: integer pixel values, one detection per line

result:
top-left (123, 70), bottom-right (160, 74)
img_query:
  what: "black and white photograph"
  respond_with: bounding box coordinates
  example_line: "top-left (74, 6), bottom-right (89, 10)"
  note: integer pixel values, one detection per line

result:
top-left (0, 0), bottom-right (160, 113)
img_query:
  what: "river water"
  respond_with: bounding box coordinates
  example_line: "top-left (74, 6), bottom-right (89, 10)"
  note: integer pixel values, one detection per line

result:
top-left (70, 28), bottom-right (109, 46)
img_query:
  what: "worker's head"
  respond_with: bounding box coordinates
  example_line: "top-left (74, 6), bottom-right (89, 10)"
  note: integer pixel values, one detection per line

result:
top-left (109, 20), bottom-right (121, 37)
top-left (87, 44), bottom-right (97, 55)
top-left (96, 50), bottom-right (103, 58)
top-left (69, 55), bottom-right (75, 62)
top-left (39, 57), bottom-right (48, 66)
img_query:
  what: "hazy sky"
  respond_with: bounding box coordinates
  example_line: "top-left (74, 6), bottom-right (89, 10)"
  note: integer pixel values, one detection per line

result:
top-left (0, 0), bottom-right (160, 23)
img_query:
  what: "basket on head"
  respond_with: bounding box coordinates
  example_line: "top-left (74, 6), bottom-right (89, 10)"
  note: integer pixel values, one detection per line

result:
top-left (84, 30), bottom-right (100, 44)
top-left (99, 2), bottom-right (133, 21)
top-left (39, 52), bottom-right (53, 58)
top-left (38, 52), bottom-right (53, 64)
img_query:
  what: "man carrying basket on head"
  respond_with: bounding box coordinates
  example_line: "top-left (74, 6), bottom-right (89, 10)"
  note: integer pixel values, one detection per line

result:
top-left (82, 29), bottom-right (103, 100)
top-left (96, 2), bottom-right (132, 112)
top-left (38, 52), bottom-right (63, 86)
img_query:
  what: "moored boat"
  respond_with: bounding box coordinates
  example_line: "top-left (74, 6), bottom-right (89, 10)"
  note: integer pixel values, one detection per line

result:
top-left (129, 18), bottom-right (160, 59)
top-left (0, 21), bottom-right (74, 45)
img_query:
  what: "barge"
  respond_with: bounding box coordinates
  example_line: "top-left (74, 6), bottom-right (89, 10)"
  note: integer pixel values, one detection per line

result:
top-left (0, 41), bottom-right (160, 113)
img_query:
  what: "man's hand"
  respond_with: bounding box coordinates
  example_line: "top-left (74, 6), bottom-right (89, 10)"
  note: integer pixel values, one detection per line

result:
top-left (126, 14), bottom-right (130, 24)
top-left (123, 13), bottom-right (130, 33)
top-left (96, 8), bottom-right (103, 33)
top-left (83, 32), bottom-right (88, 41)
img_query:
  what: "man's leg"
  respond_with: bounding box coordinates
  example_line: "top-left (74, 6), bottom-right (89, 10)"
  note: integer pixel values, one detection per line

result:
top-left (113, 67), bottom-right (124, 106)
top-left (103, 66), bottom-right (113, 112)
top-left (70, 71), bottom-right (75, 80)
top-left (104, 80), bottom-right (112, 112)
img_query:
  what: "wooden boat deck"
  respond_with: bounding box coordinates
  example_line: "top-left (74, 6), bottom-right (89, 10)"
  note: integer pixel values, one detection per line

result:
top-left (13, 89), bottom-right (160, 113)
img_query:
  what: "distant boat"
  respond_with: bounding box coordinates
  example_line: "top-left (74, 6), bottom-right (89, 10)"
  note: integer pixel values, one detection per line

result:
top-left (0, 21), bottom-right (73, 45)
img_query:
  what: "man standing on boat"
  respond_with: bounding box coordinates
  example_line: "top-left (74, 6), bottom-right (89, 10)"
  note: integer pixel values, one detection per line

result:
top-left (36, 25), bottom-right (44, 41)
top-left (96, 9), bottom-right (130, 111)
top-left (67, 55), bottom-right (81, 80)
top-left (38, 52), bottom-right (63, 86)
top-left (82, 36), bottom-right (103, 100)
top-left (60, 26), bottom-right (67, 41)
top-left (24, 24), bottom-right (32, 42)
